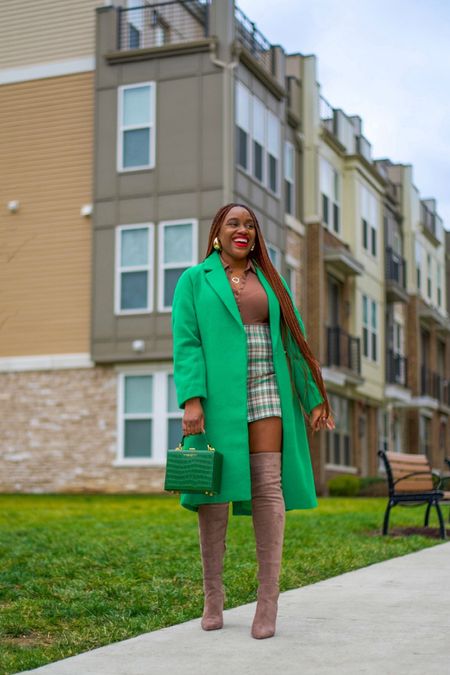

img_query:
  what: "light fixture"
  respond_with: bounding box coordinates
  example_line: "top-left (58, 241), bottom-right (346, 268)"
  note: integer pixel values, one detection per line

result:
top-left (80, 204), bottom-right (93, 217)
top-left (132, 339), bottom-right (145, 352)
top-left (7, 200), bottom-right (19, 213)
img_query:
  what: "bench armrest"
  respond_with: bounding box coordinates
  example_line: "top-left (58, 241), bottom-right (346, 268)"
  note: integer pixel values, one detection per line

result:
top-left (433, 471), bottom-right (450, 491)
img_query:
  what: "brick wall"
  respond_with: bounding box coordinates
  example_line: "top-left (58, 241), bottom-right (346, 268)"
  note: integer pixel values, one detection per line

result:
top-left (0, 367), bottom-right (165, 493)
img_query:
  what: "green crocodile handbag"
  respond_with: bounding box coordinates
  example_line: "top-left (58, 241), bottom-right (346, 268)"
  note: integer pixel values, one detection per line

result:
top-left (164, 432), bottom-right (223, 496)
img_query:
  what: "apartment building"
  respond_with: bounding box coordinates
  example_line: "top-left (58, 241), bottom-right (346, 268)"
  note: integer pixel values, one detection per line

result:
top-left (1, 0), bottom-right (449, 495)
top-left (0, 0), bottom-right (306, 492)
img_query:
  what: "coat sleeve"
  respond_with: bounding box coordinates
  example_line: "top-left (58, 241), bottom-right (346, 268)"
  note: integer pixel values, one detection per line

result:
top-left (171, 269), bottom-right (207, 410)
top-left (280, 275), bottom-right (325, 415)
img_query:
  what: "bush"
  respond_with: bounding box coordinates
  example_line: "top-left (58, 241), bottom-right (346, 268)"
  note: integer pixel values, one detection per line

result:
top-left (327, 474), bottom-right (361, 497)
top-left (358, 476), bottom-right (387, 497)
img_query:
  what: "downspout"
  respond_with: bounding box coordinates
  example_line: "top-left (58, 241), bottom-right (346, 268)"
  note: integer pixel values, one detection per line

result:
top-left (209, 43), bottom-right (238, 205)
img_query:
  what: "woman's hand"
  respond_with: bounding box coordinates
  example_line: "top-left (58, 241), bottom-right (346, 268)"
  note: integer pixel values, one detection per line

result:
top-left (309, 403), bottom-right (335, 433)
top-left (183, 397), bottom-right (205, 436)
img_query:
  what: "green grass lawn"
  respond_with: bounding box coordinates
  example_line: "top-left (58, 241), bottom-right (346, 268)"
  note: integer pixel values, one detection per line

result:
top-left (0, 493), bottom-right (447, 675)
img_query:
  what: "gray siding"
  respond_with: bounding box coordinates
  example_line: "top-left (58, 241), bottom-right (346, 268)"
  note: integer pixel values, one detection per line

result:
top-left (92, 7), bottom-right (224, 362)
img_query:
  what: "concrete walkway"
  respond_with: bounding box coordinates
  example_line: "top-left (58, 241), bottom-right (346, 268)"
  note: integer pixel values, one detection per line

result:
top-left (18, 542), bottom-right (450, 675)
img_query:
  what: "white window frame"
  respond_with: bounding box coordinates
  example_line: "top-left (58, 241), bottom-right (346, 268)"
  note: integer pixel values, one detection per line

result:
top-left (115, 367), bottom-right (183, 467)
top-left (360, 183), bottom-right (378, 256)
top-left (437, 262), bottom-right (442, 307)
top-left (325, 394), bottom-right (355, 470)
top-left (426, 252), bottom-right (432, 299)
top-left (235, 83), bottom-right (281, 197)
top-left (285, 253), bottom-right (300, 301)
top-left (157, 218), bottom-right (198, 312)
top-left (320, 157), bottom-right (340, 233)
top-left (267, 243), bottom-right (281, 272)
top-left (236, 81), bottom-right (251, 173)
top-left (117, 81), bottom-right (156, 172)
top-left (415, 240), bottom-right (422, 291)
top-left (115, 223), bottom-right (155, 315)
top-left (252, 94), bottom-right (266, 185)
top-left (362, 293), bottom-right (378, 362)
top-left (266, 109), bottom-right (280, 196)
top-left (284, 141), bottom-right (295, 215)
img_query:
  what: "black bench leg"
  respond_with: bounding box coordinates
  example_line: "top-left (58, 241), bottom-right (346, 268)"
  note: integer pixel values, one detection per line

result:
top-left (424, 502), bottom-right (432, 526)
top-left (434, 502), bottom-right (446, 540)
top-left (382, 501), bottom-right (393, 535)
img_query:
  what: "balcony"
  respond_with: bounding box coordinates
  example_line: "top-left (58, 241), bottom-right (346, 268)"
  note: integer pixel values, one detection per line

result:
top-left (117, 1), bottom-right (208, 52)
top-left (420, 200), bottom-right (442, 246)
top-left (323, 230), bottom-right (364, 277)
top-left (420, 366), bottom-right (450, 407)
top-left (326, 325), bottom-right (362, 383)
top-left (386, 349), bottom-right (408, 387)
top-left (436, 374), bottom-right (450, 407)
top-left (234, 5), bottom-right (274, 77)
top-left (355, 134), bottom-right (372, 162)
top-left (385, 180), bottom-right (402, 206)
top-left (385, 246), bottom-right (408, 303)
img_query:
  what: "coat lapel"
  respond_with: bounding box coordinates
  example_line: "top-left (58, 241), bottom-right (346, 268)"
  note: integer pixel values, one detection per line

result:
top-left (201, 250), bottom-right (280, 350)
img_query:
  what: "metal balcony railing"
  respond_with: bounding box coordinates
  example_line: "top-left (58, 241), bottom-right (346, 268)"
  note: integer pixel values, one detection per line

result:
top-left (420, 202), bottom-right (437, 239)
top-left (326, 325), bottom-right (361, 374)
top-left (117, 1), bottom-right (208, 52)
top-left (319, 95), bottom-right (336, 134)
top-left (385, 246), bottom-right (407, 288)
top-left (235, 5), bottom-right (274, 76)
top-left (420, 364), bottom-right (444, 400)
top-left (386, 349), bottom-right (408, 387)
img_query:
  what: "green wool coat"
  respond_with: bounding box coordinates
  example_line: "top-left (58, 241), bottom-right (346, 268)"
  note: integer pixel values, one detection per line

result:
top-left (171, 248), bottom-right (325, 516)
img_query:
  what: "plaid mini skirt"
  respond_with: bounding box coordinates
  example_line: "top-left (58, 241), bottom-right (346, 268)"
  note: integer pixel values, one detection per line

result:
top-left (244, 323), bottom-right (282, 423)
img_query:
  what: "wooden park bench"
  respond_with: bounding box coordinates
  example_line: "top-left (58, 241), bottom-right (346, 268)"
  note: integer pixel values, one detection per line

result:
top-left (377, 450), bottom-right (449, 540)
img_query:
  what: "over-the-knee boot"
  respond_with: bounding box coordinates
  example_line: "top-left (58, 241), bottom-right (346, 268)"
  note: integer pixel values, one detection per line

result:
top-left (250, 451), bottom-right (285, 639)
top-left (197, 502), bottom-right (229, 630)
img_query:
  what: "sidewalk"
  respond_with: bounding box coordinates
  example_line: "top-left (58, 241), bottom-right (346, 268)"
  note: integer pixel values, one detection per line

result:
top-left (18, 542), bottom-right (450, 675)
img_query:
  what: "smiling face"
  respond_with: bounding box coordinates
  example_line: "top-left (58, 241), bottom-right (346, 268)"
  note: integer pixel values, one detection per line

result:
top-left (217, 206), bottom-right (257, 265)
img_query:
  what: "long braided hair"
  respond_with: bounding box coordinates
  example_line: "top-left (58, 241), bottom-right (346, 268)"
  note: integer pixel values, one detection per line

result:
top-left (204, 203), bottom-right (332, 421)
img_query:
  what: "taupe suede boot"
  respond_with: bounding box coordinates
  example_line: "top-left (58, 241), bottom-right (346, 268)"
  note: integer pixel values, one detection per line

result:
top-left (197, 502), bottom-right (229, 630)
top-left (250, 451), bottom-right (285, 639)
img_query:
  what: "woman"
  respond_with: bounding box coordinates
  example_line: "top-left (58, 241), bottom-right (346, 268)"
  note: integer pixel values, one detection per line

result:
top-left (171, 203), bottom-right (335, 639)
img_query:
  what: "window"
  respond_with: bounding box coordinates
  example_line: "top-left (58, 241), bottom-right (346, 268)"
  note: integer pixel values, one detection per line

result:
top-left (126, 0), bottom-right (143, 48)
top-left (325, 394), bottom-right (352, 468)
top-left (360, 184), bottom-right (378, 256)
top-left (151, 10), bottom-right (170, 46)
top-left (426, 253), bottom-right (432, 299)
top-left (362, 294), bottom-right (377, 361)
top-left (267, 243), bottom-right (281, 272)
top-left (286, 266), bottom-right (296, 297)
top-left (267, 111), bottom-right (280, 194)
top-left (236, 81), bottom-right (250, 171)
top-left (437, 262), bottom-right (442, 307)
top-left (235, 83), bottom-right (281, 195)
top-left (320, 158), bottom-right (340, 232)
top-left (116, 371), bottom-right (183, 465)
top-left (415, 240), bottom-right (422, 291)
top-left (158, 219), bottom-right (198, 311)
top-left (419, 414), bottom-right (432, 458)
top-left (118, 82), bottom-right (156, 171)
top-left (284, 141), bottom-right (295, 215)
top-left (116, 224), bottom-right (154, 314)
top-left (252, 95), bottom-right (265, 183)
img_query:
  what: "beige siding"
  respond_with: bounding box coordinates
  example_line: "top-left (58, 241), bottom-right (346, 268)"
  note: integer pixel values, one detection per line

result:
top-left (0, 0), bottom-right (99, 69)
top-left (0, 72), bottom-right (93, 356)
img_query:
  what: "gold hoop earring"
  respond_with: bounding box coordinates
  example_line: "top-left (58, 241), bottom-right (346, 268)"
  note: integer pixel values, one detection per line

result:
top-left (213, 237), bottom-right (222, 251)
